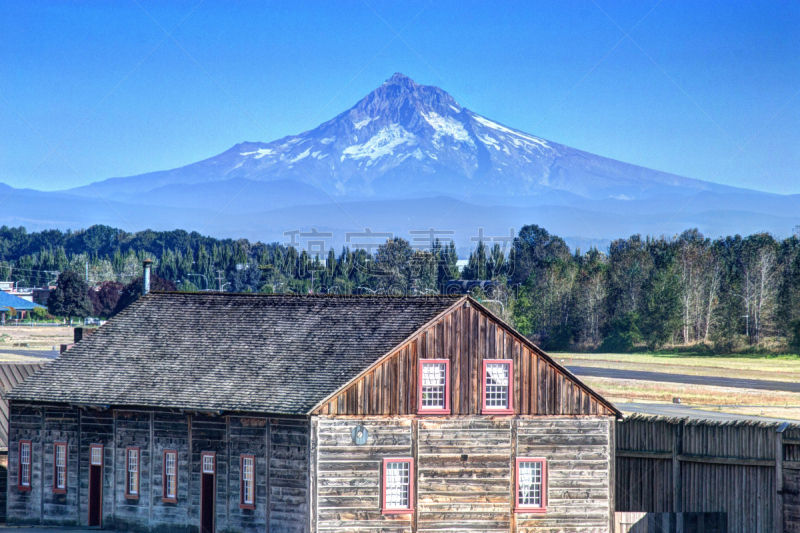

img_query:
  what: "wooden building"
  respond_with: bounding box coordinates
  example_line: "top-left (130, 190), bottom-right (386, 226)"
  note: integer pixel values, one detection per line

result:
top-left (6, 292), bottom-right (620, 532)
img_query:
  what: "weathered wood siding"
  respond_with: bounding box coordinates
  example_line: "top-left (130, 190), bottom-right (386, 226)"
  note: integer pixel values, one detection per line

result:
top-left (516, 418), bottom-right (612, 532)
top-left (316, 418), bottom-right (414, 533)
top-left (418, 418), bottom-right (512, 532)
top-left (8, 404), bottom-right (49, 525)
top-left (313, 416), bottom-right (613, 533)
top-left (314, 302), bottom-right (615, 417)
top-left (615, 416), bottom-right (790, 533)
top-left (270, 417), bottom-right (310, 533)
top-left (7, 402), bottom-right (309, 533)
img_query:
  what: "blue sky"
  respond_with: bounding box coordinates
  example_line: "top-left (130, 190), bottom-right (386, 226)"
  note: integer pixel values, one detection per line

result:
top-left (1, 0), bottom-right (798, 194)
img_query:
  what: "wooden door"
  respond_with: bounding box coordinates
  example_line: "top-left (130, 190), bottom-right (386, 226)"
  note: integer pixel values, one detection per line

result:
top-left (200, 452), bottom-right (216, 533)
top-left (88, 444), bottom-right (103, 527)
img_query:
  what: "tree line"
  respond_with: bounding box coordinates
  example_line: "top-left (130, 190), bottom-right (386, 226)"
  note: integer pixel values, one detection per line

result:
top-left (1, 223), bottom-right (798, 353)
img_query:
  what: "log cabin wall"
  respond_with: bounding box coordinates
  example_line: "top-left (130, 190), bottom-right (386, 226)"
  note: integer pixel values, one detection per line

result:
top-left (314, 301), bottom-right (614, 417)
top-left (7, 402), bottom-right (309, 533)
top-left (313, 416), bottom-right (613, 533)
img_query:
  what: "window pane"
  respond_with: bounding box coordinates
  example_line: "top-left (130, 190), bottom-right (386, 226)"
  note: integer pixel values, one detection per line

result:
top-left (485, 363), bottom-right (509, 408)
top-left (21, 443), bottom-right (31, 486)
top-left (128, 450), bottom-right (139, 494)
top-left (518, 461), bottom-right (542, 507)
top-left (385, 461), bottom-right (410, 509)
top-left (166, 452), bottom-right (177, 499)
top-left (56, 445), bottom-right (66, 489)
top-left (91, 447), bottom-right (103, 465)
top-left (421, 363), bottom-right (447, 408)
top-left (242, 457), bottom-right (254, 504)
top-left (203, 455), bottom-right (214, 474)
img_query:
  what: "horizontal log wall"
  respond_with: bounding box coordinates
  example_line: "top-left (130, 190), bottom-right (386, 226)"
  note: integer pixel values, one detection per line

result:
top-left (7, 402), bottom-right (309, 533)
top-left (315, 302), bottom-right (614, 417)
top-left (516, 418), bottom-right (612, 532)
top-left (316, 418), bottom-right (413, 533)
top-left (615, 416), bottom-right (800, 533)
top-left (313, 416), bottom-right (613, 533)
top-left (418, 418), bottom-right (512, 532)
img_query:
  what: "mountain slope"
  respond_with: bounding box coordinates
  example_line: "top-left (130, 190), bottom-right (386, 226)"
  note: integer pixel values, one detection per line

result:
top-left (1, 73), bottom-right (795, 248)
top-left (65, 73), bottom-right (739, 202)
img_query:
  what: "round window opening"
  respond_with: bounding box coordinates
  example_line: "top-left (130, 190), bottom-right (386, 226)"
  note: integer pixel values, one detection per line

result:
top-left (351, 425), bottom-right (369, 445)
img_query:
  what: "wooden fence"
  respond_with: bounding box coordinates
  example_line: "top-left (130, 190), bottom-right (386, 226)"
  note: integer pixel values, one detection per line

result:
top-left (615, 512), bottom-right (727, 533)
top-left (616, 415), bottom-right (800, 533)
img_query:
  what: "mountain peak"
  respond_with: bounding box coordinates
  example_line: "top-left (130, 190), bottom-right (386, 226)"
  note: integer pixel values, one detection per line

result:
top-left (384, 72), bottom-right (418, 87)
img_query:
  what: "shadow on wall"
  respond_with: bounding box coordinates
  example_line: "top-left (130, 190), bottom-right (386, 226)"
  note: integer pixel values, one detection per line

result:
top-left (614, 512), bottom-right (727, 533)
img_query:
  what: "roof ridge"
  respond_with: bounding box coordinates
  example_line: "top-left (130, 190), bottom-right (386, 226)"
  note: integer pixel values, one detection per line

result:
top-left (150, 291), bottom-right (462, 299)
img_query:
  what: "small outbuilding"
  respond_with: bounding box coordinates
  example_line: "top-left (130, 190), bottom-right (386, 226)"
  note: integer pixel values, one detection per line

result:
top-left (7, 292), bottom-right (620, 532)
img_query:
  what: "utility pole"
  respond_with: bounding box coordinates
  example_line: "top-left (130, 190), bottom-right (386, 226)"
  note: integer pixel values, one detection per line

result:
top-left (85, 262), bottom-right (89, 283)
top-left (216, 270), bottom-right (225, 292)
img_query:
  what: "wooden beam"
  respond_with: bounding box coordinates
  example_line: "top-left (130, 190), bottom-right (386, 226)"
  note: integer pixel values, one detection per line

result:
top-left (776, 424), bottom-right (785, 533)
top-left (673, 419), bottom-right (683, 513)
top-left (677, 453), bottom-right (775, 468)
top-left (617, 450), bottom-right (673, 460)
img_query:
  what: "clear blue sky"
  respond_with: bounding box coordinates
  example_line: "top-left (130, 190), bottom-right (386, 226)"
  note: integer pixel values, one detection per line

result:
top-left (1, 0), bottom-right (798, 194)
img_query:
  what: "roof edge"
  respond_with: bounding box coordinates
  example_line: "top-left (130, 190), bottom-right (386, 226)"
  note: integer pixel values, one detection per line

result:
top-left (466, 296), bottom-right (623, 418)
top-left (306, 296), bottom-right (469, 414)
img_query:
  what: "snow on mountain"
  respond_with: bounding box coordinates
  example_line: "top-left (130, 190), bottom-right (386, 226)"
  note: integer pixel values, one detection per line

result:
top-left (65, 73), bottom-right (736, 202)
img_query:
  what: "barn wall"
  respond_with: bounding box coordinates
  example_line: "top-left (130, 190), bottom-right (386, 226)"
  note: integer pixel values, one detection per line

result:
top-left (312, 416), bottom-right (613, 533)
top-left (7, 402), bottom-right (309, 533)
top-left (315, 418), bottom-right (413, 533)
top-left (8, 404), bottom-right (47, 525)
top-left (315, 302), bottom-right (614, 417)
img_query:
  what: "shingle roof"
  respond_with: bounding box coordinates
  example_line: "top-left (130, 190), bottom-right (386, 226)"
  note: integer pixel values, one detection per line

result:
top-left (0, 292), bottom-right (45, 311)
top-left (8, 292), bottom-right (462, 414)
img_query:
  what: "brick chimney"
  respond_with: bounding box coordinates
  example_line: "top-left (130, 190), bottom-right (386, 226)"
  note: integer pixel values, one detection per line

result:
top-left (143, 259), bottom-right (153, 296)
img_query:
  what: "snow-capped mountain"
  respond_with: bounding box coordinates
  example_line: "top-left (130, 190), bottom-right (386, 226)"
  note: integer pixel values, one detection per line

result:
top-left (66, 73), bottom-right (734, 201)
top-left (3, 73), bottom-right (796, 249)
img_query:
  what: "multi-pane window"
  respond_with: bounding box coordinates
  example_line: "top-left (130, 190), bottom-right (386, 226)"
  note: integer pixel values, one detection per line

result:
top-left (515, 458), bottom-right (547, 512)
top-left (382, 458), bottom-right (414, 514)
top-left (90, 445), bottom-right (103, 466)
top-left (240, 455), bottom-right (255, 509)
top-left (163, 450), bottom-right (177, 502)
top-left (202, 453), bottom-right (215, 474)
top-left (418, 360), bottom-right (450, 413)
top-left (54, 442), bottom-right (67, 493)
top-left (19, 440), bottom-right (31, 490)
top-left (482, 360), bottom-right (514, 413)
top-left (126, 448), bottom-right (140, 498)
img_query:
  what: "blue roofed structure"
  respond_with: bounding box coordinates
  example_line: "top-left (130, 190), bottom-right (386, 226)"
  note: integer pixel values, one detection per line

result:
top-left (0, 291), bottom-right (45, 311)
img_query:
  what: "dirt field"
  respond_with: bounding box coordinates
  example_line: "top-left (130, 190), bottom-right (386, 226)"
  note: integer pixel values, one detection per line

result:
top-left (557, 352), bottom-right (800, 382)
top-left (560, 351), bottom-right (800, 420)
top-left (0, 325), bottom-right (73, 354)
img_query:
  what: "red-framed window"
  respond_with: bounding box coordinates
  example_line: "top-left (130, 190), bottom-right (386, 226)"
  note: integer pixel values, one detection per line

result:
top-left (53, 442), bottom-right (67, 493)
top-left (125, 447), bottom-right (140, 499)
top-left (239, 455), bottom-right (255, 510)
top-left (163, 450), bottom-right (178, 503)
top-left (482, 359), bottom-right (514, 414)
top-left (515, 458), bottom-right (547, 512)
top-left (18, 439), bottom-right (32, 491)
top-left (417, 359), bottom-right (450, 414)
top-left (90, 444), bottom-right (103, 466)
top-left (381, 458), bottom-right (414, 514)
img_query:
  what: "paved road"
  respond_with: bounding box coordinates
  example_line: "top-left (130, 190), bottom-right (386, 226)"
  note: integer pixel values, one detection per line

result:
top-left (567, 365), bottom-right (800, 393)
top-left (618, 402), bottom-right (797, 423)
top-left (0, 349), bottom-right (58, 359)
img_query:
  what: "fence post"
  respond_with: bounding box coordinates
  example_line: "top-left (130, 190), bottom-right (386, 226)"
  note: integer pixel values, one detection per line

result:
top-left (673, 419), bottom-right (684, 514)
top-left (777, 422), bottom-right (788, 533)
